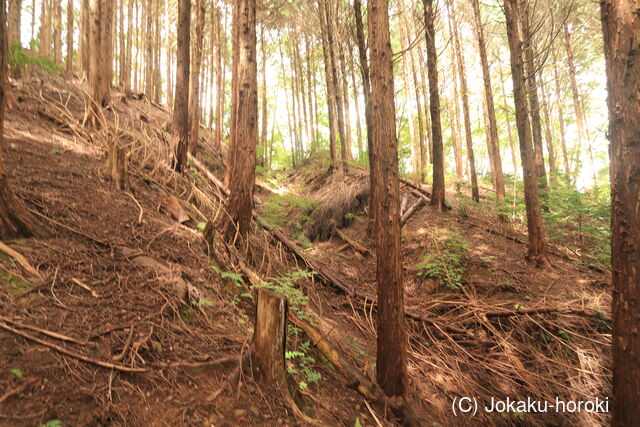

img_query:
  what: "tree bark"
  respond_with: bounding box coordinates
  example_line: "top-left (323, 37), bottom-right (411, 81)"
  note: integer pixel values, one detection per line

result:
top-left (353, 0), bottom-right (375, 228)
top-left (222, 0), bottom-right (257, 240)
top-left (83, 0), bottom-right (113, 127)
top-left (448, 0), bottom-right (479, 202)
top-left (0, 0), bottom-right (39, 238)
top-left (318, 0), bottom-right (337, 168)
top-left (471, 0), bottom-right (505, 202)
top-left (8, 0), bottom-right (21, 47)
top-left (423, 0), bottom-right (446, 211)
top-left (600, 2), bottom-right (640, 425)
top-left (521, 5), bottom-right (547, 190)
top-left (40, 0), bottom-right (51, 57)
top-left (214, 5), bottom-right (223, 150)
top-left (551, 45), bottom-right (570, 185)
top-left (368, 0), bottom-right (407, 400)
top-left (171, 0), bottom-right (190, 173)
top-left (65, 0), bottom-right (73, 77)
top-left (188, 0), bottom-right (205, 154)
top-left (503, 0), bottom-right (547, 263)
top-left (258, 25), bottom-right (267, 167)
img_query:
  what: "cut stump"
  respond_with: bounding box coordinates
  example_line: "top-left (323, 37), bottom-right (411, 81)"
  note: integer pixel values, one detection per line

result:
top-left (253, 288), bottom-right (288, 383)
top-left (105, 143), bottom-right (129, 191)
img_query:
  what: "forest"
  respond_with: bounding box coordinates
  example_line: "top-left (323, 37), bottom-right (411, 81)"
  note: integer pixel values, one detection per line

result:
top-left (0, 0), bottom-right (637, 425)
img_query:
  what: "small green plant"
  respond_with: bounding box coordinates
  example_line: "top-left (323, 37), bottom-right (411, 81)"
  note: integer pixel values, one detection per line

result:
top-left (51, 148), bottom-right (63, 155)
top-left (10, 368), bottom-right (23, 378)
top-left (417, 229), bottom-right (469, 290)
top-left (259, 193), bottom-right (317, 229)
top-left (38, 420), bottom-right (63, 427)
top-left (196, 222), bottom-right (207, 231)
top-left (286, 340), bottom-right (322, 390)
top-left (258, 270), bottom-right (314, 320)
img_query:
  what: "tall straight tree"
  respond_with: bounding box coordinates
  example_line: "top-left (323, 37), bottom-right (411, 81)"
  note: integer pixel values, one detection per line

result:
top-left (188, 0), bottom-right (205, 154)
top-left (368, 0), bottom-right (407, 401)
top-left (171, 0), bottom-right (190, 172)
top-left (471, 0), bottom-right (505, 203)
top-left (503, 0), bottom-right (547, 263)
top-left (221, 0), bottom-right (257, 239)
top-left (353, 0), bottom-right (375, 228)
top-left (423, 0), bottom-right (446, 211)
top-left (65, 0), bottom-right (73, 77)
top-left (0, 0), bottom-right (40, 237)
top-left (600, 1), bottom-right (640, 425)
top-left (83, 0), bottom-right (113, 127)
top-left (448, 0), bottom-right (479, 202)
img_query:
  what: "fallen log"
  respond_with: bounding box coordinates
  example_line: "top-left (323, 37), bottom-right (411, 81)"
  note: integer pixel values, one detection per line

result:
top-left (400, 198), bottom-right (426, 226)
top-left (335, 229), bottom-right (371, 256)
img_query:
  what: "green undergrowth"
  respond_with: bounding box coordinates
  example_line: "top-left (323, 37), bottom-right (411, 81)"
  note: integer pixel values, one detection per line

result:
top-left (10, 42), bottom-right (61, 74)
top-left (259, 193), bottom-right (317, 248)
top-left (0, 254), bottom-right (31, 296)
top-left (417, 228), bottom-right (469, 290)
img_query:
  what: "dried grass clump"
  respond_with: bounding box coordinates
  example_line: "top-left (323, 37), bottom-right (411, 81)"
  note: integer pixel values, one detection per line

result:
top-left (304, 175), bottom-right (369, 242)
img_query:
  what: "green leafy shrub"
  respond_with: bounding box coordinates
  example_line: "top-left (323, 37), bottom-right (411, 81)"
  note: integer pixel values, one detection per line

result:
top-left (258, 269), bottom-right (314, 320)
top-left (417, 229), bottom-right (469, 290)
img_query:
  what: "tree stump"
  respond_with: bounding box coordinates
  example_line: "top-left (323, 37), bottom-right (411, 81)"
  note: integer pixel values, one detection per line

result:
top-left (253, 288), bottom-right (288, 383)
top-left (105, 143), bottom-right (129, 191)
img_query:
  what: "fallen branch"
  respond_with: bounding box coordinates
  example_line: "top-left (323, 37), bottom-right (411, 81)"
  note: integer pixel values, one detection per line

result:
top-left (187, 153), bottom-right (229, 197)
top-left (0, 316), bottom-right (89, 346)
top-left (0, 378), bottom-right (39, 404)
top-left (0, 242), bottom-right (40, 278)
top-left (335, 229), bottom-right (371, 256)
top-left (71, 278), bottom-right (101, 298)
top-left (0, 321), bottom-right (148, 373)
top-left (482, 306), bottom-right (606, 320)
top-left (400, 198), bottom-right (426, 226)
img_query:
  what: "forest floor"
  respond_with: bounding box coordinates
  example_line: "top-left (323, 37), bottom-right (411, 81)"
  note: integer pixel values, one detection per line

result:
top-left (0, 74), bottom-right (611, 426)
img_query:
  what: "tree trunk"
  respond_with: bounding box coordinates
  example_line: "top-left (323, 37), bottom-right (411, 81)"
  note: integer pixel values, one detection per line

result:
top-left (65, 0), bottom-right (73, 77)
top-left (222, 0), bottom-right (257, 240)
top-left (40, 0), bottom-right (51, 57)
top-left (188, 0), bottom-right (205, 154)
top-left (600, 2), bottom-right (640, 425)
top-left (171, 0), bottom-right (190, 173)
top-left (318, 0), bottom-right (337, 168)
top-left (563, 22), bottom-right (586, 172)
top-left (551, 45), bottom-right (570, 185)
top-left (339, 44), bottom-right (352, 161)
top-left (323, 0), bottom-right (348, 171)
top-left (8, 0), bottom-right (21, 47)
top-left (497, 55), bottom-right (518, 179)
top-left (471, 0), bottom-right (505, 202)
top-left (399, 26), bottom-right (419, 184)
top-left (0, 0), bottom-right (39, 238)
top-left (521, 6), bottom-right (547, 190)
top-left (503, 0), bottom-right (547, 263)
top-left (353, 0), bottom-right (375, 228)
top-left (423, 0), bottom-right (446, 211)
top-left (449, 0), bottom-right (479, 202)
top-left (368, 0), bottom-right (407, 400)
top-left (350, 54), bottom-right (363, 161)
top-left (83, 0), bottom-right (113, 127)
top-left (540, 73), bottom-right (557, 185)
top-left (258, 25), bottom-right (267, 167)
top-left (253, 288), bottom-right (288, 383)
top-left (53, 0), bottom-right (62, 63)
top-left (214, 5), bottom-right (222, 150)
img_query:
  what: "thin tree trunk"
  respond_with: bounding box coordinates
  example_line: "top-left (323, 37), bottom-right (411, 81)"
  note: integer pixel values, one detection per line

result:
top-left (214, 5), bottom-right (222, 150)
top-left (8, 0), bottom-right (21, 46)
top-left (600, 2), bottom-right (640, 425)
top-left (449, 0), bottom-right (479, 202)
top-left (40, 0), bottom-right (51, 57)
top-left (540, 73), bottom-right (557, 185)
top-left (551, 45), bottom-right (570, 185)
top-left (503, 0), bottom-right (547, 263)
top-left (171, 0), bottom-right (190, 172)
top-left (471, 0), bottom-right (505, 202)
top-left (323, 0), bottom-right (348, 171)
top-left (521, 7), bottom-right (547, 190)
top-left (447, 29), bottom-right (464, 181)
top-left (368, 0), bottom-right (407, 401)
top-left (497, 54), bottom-right (518, 179)
top-left (188, 0), bottom-right (205, 154)
top-left (53, 0), bottom-right (62, 63)
top-left (259, 25), bottom-right (268, 167)
top-left (339, 43), bottom-right (352, 161)
top-left (318, 0), bottom-right (337, 168)
top-left (65, 0), bottom-right (73, 77)
top-left (353, 0), bottom-right (375, 228)
top-left (350, 52), bottom-right (362, 161)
